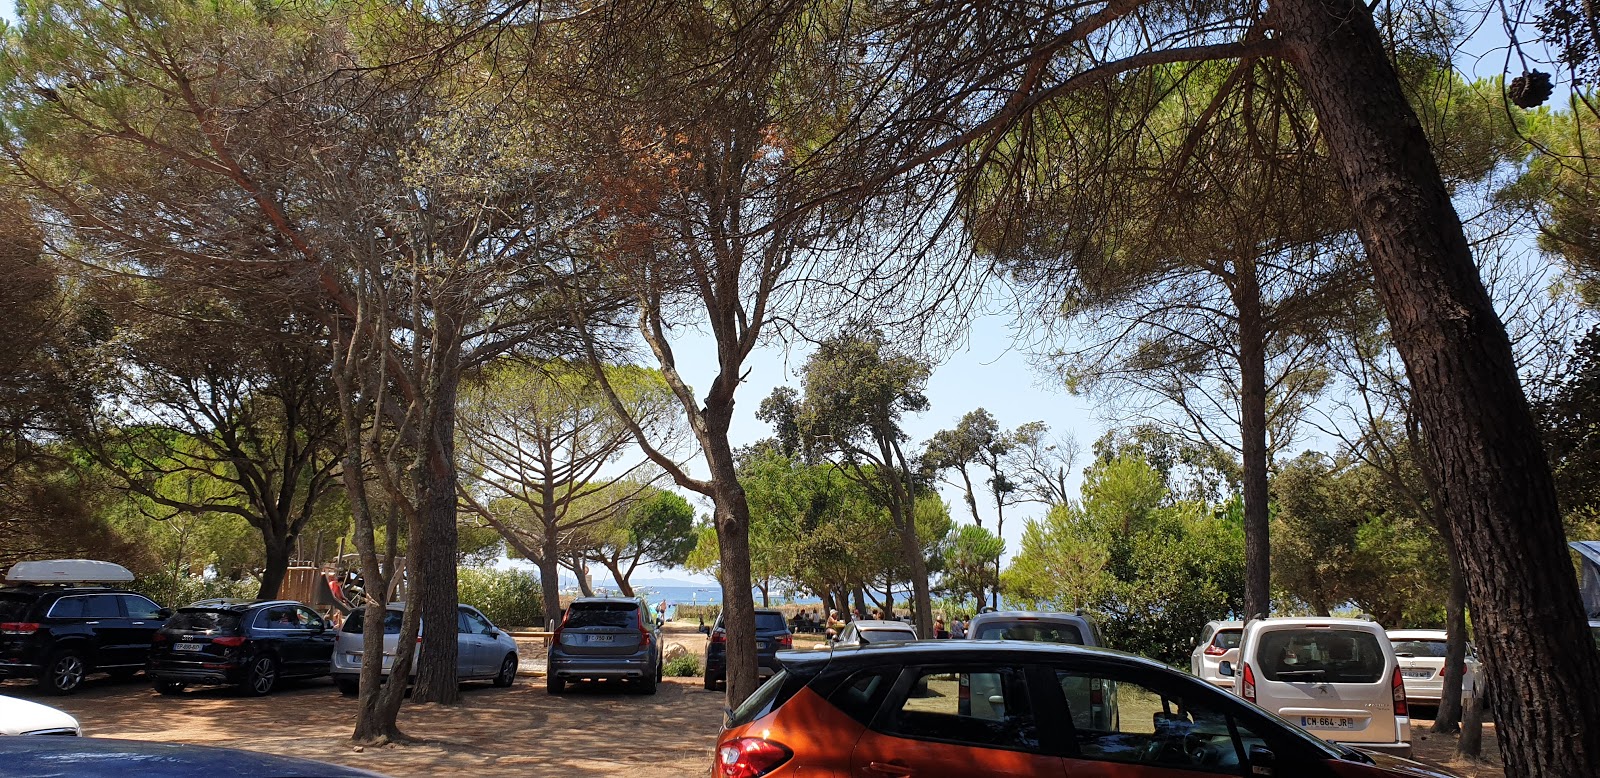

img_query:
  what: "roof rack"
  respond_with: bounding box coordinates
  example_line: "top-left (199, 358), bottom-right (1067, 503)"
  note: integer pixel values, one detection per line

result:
top-left (5, 559), bottom-right (134, 586)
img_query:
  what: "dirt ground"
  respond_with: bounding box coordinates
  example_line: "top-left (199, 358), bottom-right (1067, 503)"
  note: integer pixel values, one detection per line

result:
top-left (2, 626), bottom-right (1507, 778)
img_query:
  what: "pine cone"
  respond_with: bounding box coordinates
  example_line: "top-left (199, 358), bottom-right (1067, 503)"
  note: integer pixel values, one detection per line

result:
top-left (1509, 70), bottom-right (1555, 108)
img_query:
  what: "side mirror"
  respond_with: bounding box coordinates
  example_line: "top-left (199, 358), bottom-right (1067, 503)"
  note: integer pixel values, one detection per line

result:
top-left (1247, 744), bottom-right (1275, 776)
top-left (486, 629), bottom-right (500, 638)
top-left (158, 608), bottom-right (173, 618)
top-left (1218, 661), bottom-right (1234, 678)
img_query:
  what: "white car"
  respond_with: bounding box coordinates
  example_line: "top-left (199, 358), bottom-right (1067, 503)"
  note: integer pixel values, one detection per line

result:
top-left (1190, 619), bottom-right (1243, 688)
top-left (1224, 617), bottom-right (1410, 756)
top-left (0, 694), bottom-right (80, 736)
top-left (1387, 629), bottom-right (1478, 707)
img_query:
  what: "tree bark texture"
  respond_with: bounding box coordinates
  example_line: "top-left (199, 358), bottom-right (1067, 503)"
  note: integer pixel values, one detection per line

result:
top-left (1277, 0), bottom-right (1600, 773)
top-left (1434, 553), bottom-right (1469, 732)
top-left (703, 399), bottom-right (760, 706)
top-left (258, 533), bottom-right (293, 601)
top-left (1233, 262), bottom-right (1273, 621)
top-left (410, 367), bottom-right (461, 706)
top-left (539, 533), bottom-right (563, 631)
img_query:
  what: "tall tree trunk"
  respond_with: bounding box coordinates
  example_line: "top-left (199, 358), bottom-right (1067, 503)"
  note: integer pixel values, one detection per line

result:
top-left (410, 368), bottom-right (461, 706)
top-left (852, 585), bottom-right (867, 618)
top-left (896, 499), bottom-right (934, 637)
top-left (538, 533), bottom-right (562, 631)
top-left (703, 404), bottom-right (760, 706)
top-left (1233, 264), bottom-right (1272, 621)
top-left (574, 558), bottom-right (595, 596)
top-left (258, 532), bottom-right (293, 601)
top-left (1434, 551), bottom-right (1469, 733)
top-left (881, 582), bottom-right (894, 619)
top-left (1278, 1), bottom-right (1600, 773)
top-left (1459, 683), bottom-right (1487, 761)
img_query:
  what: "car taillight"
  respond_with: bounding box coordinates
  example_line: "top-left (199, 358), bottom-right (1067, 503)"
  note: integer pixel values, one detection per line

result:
top-left (1392, 666), bottom-right (1408, 717)
top-left (1242, 662), bottom-right (1257, 703)
top-left (638, 617), bottom-right (651, 648)
top-left (776, 634), bottom-right (792, 649)
top-left (1203, 643), bottom-right (1227, 656)
top-left (717, 737), bottom-right (791, 778)
top-left (212, 636), bottom-right (246, 647)
top-left (0, 622), bottom-right (40, 635)
top-left (711, 630), bottom-right (727, 644)
top-left (152, 632), bottom-right (169, 643)
top-left (1089, 677), bottom-right (1104, 706)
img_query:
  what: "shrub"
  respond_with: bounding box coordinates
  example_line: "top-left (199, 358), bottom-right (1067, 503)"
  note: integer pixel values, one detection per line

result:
top-left (664, 653), bottom-right (701, 677)
top-left (457, 567), bottom-right (544, 628)
top-left (132, 573), bottom-right (257, 608)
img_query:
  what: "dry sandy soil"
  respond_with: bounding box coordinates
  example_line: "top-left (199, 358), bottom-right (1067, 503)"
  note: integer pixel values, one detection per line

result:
top-left (2, 626), bottom-right (1506, 778)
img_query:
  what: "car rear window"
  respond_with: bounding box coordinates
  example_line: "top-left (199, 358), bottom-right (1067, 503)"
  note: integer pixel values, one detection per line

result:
top-left (343, 609), bottom-right (404, 634)
top-left (756, 612), bottom-right (789, 631)
top-left (1213, 629), bottom-right (1242, 649)
top-left (168, 610), bottom-right (242, 633)
top-left (726, 670), bottom-right (809, 729)
top-left (1390, 639), bottom-right (1448, 658)
top-left (0, 593), bottom-right (33, 622)
top-left (1257, 628), bottom-right (1387, 683)
top-left (565, 602), bottom-right (638, 629)
top-left (975, 620), bottom-right (1084, 644)
top-left (860, 628), bottom-right (916, 644)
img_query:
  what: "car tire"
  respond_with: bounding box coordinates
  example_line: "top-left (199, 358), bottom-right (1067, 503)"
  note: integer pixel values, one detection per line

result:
top-left (636, 672), bottom-right (657, 695)
top-left (657, 660), bottom-right (664, 684)
top-left (40, 649), bottom-right (88, 695)
top-left (493, 654), bottom-right (517, 688)
top-left (155, 680), bottom-right (185, 696)
top-left (703, 673), bottom-right (720, 691)
top-left (546, 674), bottom-right (565, 695)
top-left (238, 654), bottom-right (278, 697)
top-left (336, 679), bottom-right (359, 696)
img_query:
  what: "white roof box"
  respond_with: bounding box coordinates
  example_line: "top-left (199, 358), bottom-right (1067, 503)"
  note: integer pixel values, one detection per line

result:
top-left (5, 559), bottom-right (135, 585)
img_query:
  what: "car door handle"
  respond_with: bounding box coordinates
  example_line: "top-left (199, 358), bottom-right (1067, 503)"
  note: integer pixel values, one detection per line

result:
top-left (867, 761), bottom-right (913, 776)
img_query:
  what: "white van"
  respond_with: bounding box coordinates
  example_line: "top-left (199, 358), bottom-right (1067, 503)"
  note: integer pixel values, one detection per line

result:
top-left (1223, 617), bottom-right (1410, 756)
top-left (1190, 619), bottom-right (1243, 688)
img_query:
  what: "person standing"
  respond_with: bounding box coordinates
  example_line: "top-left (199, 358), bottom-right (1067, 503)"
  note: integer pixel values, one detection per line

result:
top-left (951, 617), bottom-right (967, 639)
top-left (934, 617), bottom-right (949, 639)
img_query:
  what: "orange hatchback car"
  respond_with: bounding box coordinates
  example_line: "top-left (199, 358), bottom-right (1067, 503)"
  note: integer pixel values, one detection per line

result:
top-left (713, 641), bottom-right (1461, 778)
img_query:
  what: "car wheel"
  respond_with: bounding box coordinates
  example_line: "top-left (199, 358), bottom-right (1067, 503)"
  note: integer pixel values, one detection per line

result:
top-left (493, 654), bottom-right (517, 688)
top-left (636, 672), bottom-right (657, 695)
top-left (41, 649), bottom-right (88, 695)
top-left (238, 654), bottom-right (278, 697)
top-left (155, 680), bottom-right (185, 696)
top-left (336, 679), bottom-right (359, 696)
top-left (657, 660), bottom-right (664, 684)
top-left (546, 674), bottom-right (565, 695)
top-left (703, 673), bottom-right (720, 691)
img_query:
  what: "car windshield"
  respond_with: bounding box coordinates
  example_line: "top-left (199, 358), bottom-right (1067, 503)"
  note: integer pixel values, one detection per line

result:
top-left (565, 602), bottom-right (638, 629)
top-left (343, 609), bottom-right (404, 634)
top-left (168, 610), bottom-right (241, 633)
top-left (859, 628), bottom-right (915, 644)
top-left (1214, 629), bottom-right (1242, 649)
top-left (976, 621), bottom-right (1084, 644)
top-left (755, 612), bottom-right (788, 631)
top-left (1258, 628), bottom-right (1386, 683)
top-left (1390, 639), bottom-right (1449, 658)
top-left (0, 593), bottom-right (31, 621)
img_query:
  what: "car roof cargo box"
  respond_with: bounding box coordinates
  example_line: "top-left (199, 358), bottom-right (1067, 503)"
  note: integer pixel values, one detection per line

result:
top-left (5, 559), bottom-right (135, 585)
top-left (1572, 541), bottom-right (1600, 619)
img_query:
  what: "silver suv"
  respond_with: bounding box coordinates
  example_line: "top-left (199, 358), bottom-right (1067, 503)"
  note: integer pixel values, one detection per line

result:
top-left (329, 603), bottom-right (519, 695)
top-left (547, 597), bottom-right (662, 695)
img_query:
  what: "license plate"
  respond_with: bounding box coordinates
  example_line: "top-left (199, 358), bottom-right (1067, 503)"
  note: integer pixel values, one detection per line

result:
top-left (757, 641), bottom-right (767, 650)
top-left (173, 643), bottom-right (203, 652)
top-left (590, 634), bottom-right (613, 643)
top-left (1402, 669), bottom-right (1433, 679)
top-left (1301, 716), bottom-right (1359, 730)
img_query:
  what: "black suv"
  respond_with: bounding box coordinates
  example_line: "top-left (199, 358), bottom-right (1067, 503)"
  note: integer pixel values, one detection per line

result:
top-left (703, 608), bottom-right (792, 691)
top-left (148, 599), bottom-right (336, 696)
top-left (0, 585), bottom-right (169, 694)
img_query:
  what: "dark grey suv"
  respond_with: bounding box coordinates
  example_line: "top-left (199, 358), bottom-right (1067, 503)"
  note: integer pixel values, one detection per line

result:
top-left (546, 597), bottom-right (662, 695)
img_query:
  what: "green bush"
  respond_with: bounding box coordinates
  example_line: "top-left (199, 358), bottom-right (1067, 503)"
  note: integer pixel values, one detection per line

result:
top-left (664, 652), bottom-right (701, 677)
top-left (457, 567), bottom-right (544, 628)
top-left (132, 573), bottom-right (258, 608)
top-left (675, 604), bottom-right (721, 624)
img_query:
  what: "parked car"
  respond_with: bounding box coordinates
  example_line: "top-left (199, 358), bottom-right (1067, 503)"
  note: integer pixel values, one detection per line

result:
top-left (1223, 617), bottom-right (1411, 756)
top-left (966, 610), bottom-right (1104, 646)
top-left (0, 736), bottom-right (388, 777)
top-left (147, 599), bottom-right (336, 696)
top-left (1191, 619), bottom-right (1244, 688)
top-left (828, 619), bottom-right (916, 648)
top-left (0, 695), bottom-right (80, 736)
top-left (1386, 629), bottom-right (1479, 708)
top-left (0, 560), bottom-right (169, 695)
top-left (703, 608), bottom-right (792, 692)
top-left (330, 603), bottom-right (519, 695)
top-left (713, 640), bottom-right (1461, 778)
top-left (548, 597), bottom-right (662, 695)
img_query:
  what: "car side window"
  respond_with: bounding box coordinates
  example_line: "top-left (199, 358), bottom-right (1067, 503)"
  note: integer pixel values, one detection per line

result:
top-left (48, 597), bottom-right (84, 619)
top-left (257, 605), bottom-right (300, 629)
top-left (84, 594), bottom-right (121, 618)
top-left (463, 610), bottom-right (493, 634)
top-left (121, 595), bottom-right (164, 620)
top-left (878, 666), bottom-right (1039, 752)
top-left (826, 668), bottom-right (898, 726)
top-left (296, 607), bottom-right (324, 630)
top-left (1056, 670), bottom-right (1264, 774)
top-left (457, 610), bottom-right (474, 634)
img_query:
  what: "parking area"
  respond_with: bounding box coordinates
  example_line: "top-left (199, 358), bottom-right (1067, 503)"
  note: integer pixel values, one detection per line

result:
top-left (2, 673), bottom-right (723, 777)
